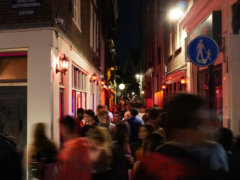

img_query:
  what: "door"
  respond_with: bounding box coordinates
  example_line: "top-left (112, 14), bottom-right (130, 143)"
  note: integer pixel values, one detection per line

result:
top-left (0, 86), bottom-right (27, 151)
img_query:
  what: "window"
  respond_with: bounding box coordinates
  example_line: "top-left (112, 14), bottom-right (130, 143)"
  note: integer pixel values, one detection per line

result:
top-left (0, 55), bottom-right (27, 83)
top-left (73, 0), bottom-right (81, 30)
top-left (90, 2), bottom-right (99, 53)
top-left (72, 65), bottom-right (87, 117)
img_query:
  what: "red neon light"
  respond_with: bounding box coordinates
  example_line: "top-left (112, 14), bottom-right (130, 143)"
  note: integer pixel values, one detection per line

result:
top-left (0, 52), bottom-right (27, 57)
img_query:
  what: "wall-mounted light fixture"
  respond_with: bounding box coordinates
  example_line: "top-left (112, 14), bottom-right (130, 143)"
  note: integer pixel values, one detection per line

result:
top-left (101, 80), bottom-right (105, 86)
top-left (162, 83), bottom-right (167, 90)
top-left (90, 73), bottom-right (97, 82)
top-left (180, 76), bottom-right (186, 85)
top-left (56, 54), bottom-right (69, 74)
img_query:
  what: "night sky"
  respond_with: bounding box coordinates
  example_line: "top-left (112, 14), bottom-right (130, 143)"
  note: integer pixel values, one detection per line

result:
top-left (115, 0), bottom-right (139, 66)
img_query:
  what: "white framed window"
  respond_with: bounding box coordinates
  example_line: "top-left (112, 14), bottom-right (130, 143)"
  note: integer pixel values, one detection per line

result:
top-left (72, 65), bottom-right (87, 116)
top-left (73, 0), bottom-right (82, 31)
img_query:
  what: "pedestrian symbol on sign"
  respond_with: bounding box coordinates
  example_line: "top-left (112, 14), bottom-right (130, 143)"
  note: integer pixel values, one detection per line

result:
top-left (187, 36), bottom-right (219, 67)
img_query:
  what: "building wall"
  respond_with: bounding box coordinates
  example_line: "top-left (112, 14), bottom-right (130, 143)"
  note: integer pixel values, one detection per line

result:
top-left (0, 0), bottom-right (52, 29)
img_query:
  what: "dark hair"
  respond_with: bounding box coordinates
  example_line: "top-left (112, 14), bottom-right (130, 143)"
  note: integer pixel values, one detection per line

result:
top-left (148, 107), bottom-right (164, 120)
top-left (141, 124), bottom-right (154, 134)
top-left (144, 132), bottom-right (164, 152)
top-left (166, 93), bottom-right (205, 130)
top-left (33, 123), bottom-right (57, 159)
top-left (97, 105), bottom-right (104, 110)
top-left (142, 113), bottom-right (151, 123)
top-left (77, 108), bottom-right (84, 115)
top-left (214, 127), bottom-right (233, 151)
top-left (84, 109), bottom-right (95, 119)
top-left (113, 123), bottom-right (129, 142)
top-left (130, 108), bottom-right (138, 117)
top-left (34, 123), bottom-right (48, 141)
top-left (60, 115), bottom-right (75, 133)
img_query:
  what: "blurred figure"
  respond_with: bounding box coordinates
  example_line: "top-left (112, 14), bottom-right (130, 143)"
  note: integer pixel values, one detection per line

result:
top-left (111, 123), bottom-right (133, 180)
top-left (95, 105), bottom-right (104, 123)
top-left (142, 112), bottom-right (151, 124)
top-left (112, 111), bottom-right (123, 125)
top-left (123, 111), bottom-right (131, 121)
top-left (214, 127), bottom-right (240, 179)
top-left (134, 124), bottom-right (154, 161)
top-left (75, 108), bottom-right (85, 137)
top-left (135, 93), bottom-right (228, 180)
top-left (143, 132), bottom-right (164, 152)
top-left (28, 123), bottom-right (57, 180)
top-left (0, 115), bottom-right (22, 180)
top-left (87, 126), bottom-right (112, 180)
top-left (98, 110), bottom-right (116, 135)
top-left (137, 104), bottom-right (146, 120)
top-left (82, 110), bottom-right (98, 137)
top-left (126, 108), bottom-right (143, 145)
top-left (147, 107), bottom-right (166, 138)
top-left (57, 115), bottom-right (91, 180)
top-left (104, 105), bottom-right (113, 121)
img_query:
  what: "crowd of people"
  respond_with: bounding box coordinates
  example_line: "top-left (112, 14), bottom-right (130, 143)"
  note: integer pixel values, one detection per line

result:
top-left (1, 93), bottom-right (240, 180)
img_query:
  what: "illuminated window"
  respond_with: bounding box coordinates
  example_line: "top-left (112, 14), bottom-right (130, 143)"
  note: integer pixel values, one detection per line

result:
top-left (72, 65), bottom-right (87, 117)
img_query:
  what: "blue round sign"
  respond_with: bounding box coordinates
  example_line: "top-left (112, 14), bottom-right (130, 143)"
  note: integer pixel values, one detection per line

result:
top-left (187, 36), bottom-right (219, 67)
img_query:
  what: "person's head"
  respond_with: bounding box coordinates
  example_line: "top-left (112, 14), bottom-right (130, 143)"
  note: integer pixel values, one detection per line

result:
top-left (103, 105), bottom-right (109, 111)
top-left (33, 123), bottom-right (48, 141)
top-left (60, 115), bottom-right (75, 141)
top-left (97, 105), bottom-right (104, 113)
top-left (144, 132), bottom-right (164, 152)
top-left (138, 124), bottom-right (154, 140)
top-left (97, 110), bottom-right (110, 126)
top-left (214, 127), bottom-right (234, 151)
top-left (130, 108), bottom-right (139, 117)
top-left (87, 126), bottom-right (111, 148)
top-left (113, 123), bottom-right (129, 142)
top-left (124, 111), bottom-right (131, 119)
top-left (113, 111), bottom-right (122, 124)
top-left (147, 107), bottom-right (164, 129)
top-left (77, 108), bottom-right (84, 120)
top-left (166, 93), bottom-right (207, 143)
top-left (142, 113), bottom-right (151, 124)
top-left (83, 109), bottom-right (95, 125)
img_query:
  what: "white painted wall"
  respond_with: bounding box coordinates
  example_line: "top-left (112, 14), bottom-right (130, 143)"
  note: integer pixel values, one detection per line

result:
top-left (0, 29), bottom-right (54, 144)
top-left (0, 28), bottom-right (101, 145)
top-left (228, 34), bottom-right (240, 135)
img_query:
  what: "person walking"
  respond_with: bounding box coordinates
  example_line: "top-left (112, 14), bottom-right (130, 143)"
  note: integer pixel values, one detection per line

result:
top-left (0, 115), bottom-right (23, 180)
top-left (135, 93), bottom-right (228, 180)
top-left (27, 123), bottom-right (57, 180)
top-left (57, 115), bottom-right (91, 180)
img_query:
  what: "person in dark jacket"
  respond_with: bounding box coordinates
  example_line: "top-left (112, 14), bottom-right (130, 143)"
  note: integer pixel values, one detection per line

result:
top-left (27, 123), bottom-right (57, 180)
top-left (0, 115), bottom-right (23, 180)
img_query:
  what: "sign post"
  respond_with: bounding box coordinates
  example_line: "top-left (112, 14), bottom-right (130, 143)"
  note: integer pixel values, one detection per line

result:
top-left (187, 36), bottom-right (219, 112)
top-left (187, 36), bottom-right (219, 67)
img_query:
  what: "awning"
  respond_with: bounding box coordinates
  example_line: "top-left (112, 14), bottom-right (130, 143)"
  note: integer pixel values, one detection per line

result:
top-left (163, 69), bottom-right (186, 84)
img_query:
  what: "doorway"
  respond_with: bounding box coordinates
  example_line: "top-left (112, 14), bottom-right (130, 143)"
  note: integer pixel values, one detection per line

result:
top-left (0, 86), bottom-right (27, 150)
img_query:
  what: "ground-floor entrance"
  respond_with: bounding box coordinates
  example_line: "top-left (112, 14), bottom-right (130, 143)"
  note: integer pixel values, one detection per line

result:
top-left (0, 86), bottom-right (27, 150)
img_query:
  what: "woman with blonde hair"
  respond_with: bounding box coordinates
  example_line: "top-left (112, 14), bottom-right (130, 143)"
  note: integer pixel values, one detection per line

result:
top-left (87, 126), bottom-right (112, 180)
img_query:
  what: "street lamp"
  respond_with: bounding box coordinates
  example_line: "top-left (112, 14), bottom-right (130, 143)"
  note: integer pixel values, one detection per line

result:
top-left (119, 83), bottom-right (125, 90)
top-left (135, 74), bottom-right (140, 79)
top-left (168, 8), bottom-right (184, 21)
